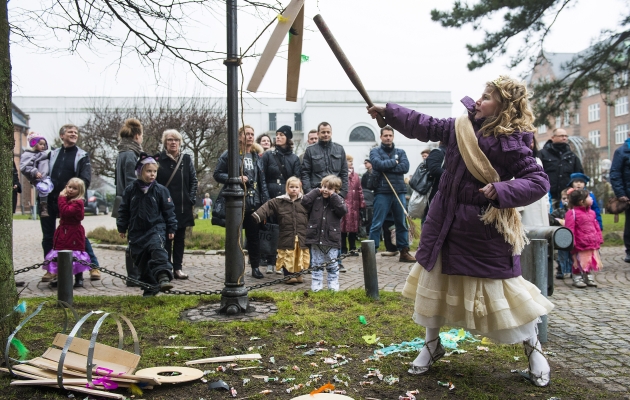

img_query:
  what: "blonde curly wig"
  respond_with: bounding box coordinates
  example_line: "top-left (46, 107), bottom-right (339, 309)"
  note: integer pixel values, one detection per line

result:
top-left (479, 75), bottom-right (537, 137)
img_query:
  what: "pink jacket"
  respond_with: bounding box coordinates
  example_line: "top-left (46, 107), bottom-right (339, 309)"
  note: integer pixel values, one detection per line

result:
top-left (564, 206), bottom-right (603, 252)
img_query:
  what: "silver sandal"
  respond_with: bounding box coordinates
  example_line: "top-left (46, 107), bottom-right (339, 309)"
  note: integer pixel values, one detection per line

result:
top-left (519, 338), bottom-right (551, 387)
top-left (407, 337), bottom-right (445, 375)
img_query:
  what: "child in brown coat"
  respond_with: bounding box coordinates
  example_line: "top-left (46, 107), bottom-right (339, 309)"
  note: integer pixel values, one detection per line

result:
top-left (302, 175), bottom-right (348, 291)
top-left (253, 177), bottom-right (310, 284)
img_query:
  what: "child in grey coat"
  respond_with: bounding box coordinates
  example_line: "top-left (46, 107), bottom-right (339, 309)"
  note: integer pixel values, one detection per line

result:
top-left (20, 133), bottom-right (52, 217)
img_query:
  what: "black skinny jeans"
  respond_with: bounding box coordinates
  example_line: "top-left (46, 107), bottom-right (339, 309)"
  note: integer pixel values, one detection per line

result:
top-left (165, 226), bottom-right (187, 271)
top-left (341, 232), bottom-right (358, 253)
top-left (243, 213), bottom-right (261, 270)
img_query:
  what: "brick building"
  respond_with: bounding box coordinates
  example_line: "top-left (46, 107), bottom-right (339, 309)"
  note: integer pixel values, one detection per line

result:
top-left (12, 103), bottom-right (34, 214)
top-left (530, 52), bottom-right (630, 165)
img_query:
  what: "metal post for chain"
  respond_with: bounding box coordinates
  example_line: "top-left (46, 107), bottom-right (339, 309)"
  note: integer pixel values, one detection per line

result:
top-left (361, 240), bottom-right (379, 300)
top-left (57, 251), bottom-right (74, 306)
top-left (521, 239), bottom-right (548, 343)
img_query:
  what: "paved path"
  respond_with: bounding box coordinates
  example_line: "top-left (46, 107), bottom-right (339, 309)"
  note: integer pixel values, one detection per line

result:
top-left (11, 216), bottom-right (630, 395)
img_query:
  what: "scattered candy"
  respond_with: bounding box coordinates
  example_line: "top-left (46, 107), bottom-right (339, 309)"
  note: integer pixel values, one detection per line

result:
top-left (359, 315), bottom-right (367, 325)
top-left (334, 390), bottom-right (347, 394)
top-left (286, 383), bottom-right (305, 393)
top-left (242, 378), bottom-right (250, 386)
top-left (168, 335), bottom-right (178, 339)
top-left (295, 331), bottom-right (304, 336)
top-left (331, 360), bottom-right (348, 368)
top-left (269, 356), bottom-right (275, 364)
top-left (323, 357), bottom-right (336, 364)
top-left (264, 377), bottom-right (279, 382)
top-left (216, 366), bottom-right (227, 372)
top-left (316, 340), bottom-right (327, 345)
top-left (359, 381), bottom-right (374, 386)
top-left (292, 365), bottom-right (300, 371)
top-left (384, 375), bottom-right (399, 385)
top-left (315, 348), bottom-right (329, 352)
top-left (310, 362), bottom-right (318, 367)
top-left (229, 387), bottom-right (237, 397)
top-left (247, 346), bottom-right (254, 351)
top-left (513, 356), bottom-right (520, 361)
top-left (281, 377), bottom-right (296, 383)
top-left (336, 345), bottom-right (350, 348)
top-left (250, 336), bottom-right (261, 340)
top-left (259, 390), bottom-right (273, 394)
top-left (303, 349), bottom-right (316, 356)
top-left (477, 346), bottom-right (489, 352)
top-left (295, 344), bottom-right (308, 349)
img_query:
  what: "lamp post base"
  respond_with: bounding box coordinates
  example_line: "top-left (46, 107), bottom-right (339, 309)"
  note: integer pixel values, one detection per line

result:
top-left (218, 286), bottom-right (249, 315)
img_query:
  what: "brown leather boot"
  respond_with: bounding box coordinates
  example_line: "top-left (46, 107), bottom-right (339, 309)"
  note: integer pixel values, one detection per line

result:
top-left (399, 247), bottom-right (416, 262)
top-left (40, 201), bottom-right (49, 218)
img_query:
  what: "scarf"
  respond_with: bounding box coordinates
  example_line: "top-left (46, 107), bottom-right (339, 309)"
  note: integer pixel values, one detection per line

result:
top-left (117, 137), bottom-right (143, 155)
top-left (137, 180), bottom-right (155, 194)
top-left (455, 115), bottom-right (529, 256)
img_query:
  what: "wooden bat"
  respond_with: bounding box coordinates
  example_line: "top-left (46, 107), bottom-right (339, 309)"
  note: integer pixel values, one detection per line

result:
top-left (313, 14), bottom-right (387, 128)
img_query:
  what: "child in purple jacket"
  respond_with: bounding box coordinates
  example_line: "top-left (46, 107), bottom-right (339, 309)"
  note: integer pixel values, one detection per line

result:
top-left (368, 76), bottom-right (553, 387)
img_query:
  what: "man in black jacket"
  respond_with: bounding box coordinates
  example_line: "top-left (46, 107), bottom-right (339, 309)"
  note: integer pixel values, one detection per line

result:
top-left (540, 128), bottom-right (583, 206)
top-left (301, 122), bottom-right (348, 198)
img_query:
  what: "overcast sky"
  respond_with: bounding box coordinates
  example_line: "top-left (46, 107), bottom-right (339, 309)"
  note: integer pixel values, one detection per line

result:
top-left (10, 0), bottom-right (628, 117)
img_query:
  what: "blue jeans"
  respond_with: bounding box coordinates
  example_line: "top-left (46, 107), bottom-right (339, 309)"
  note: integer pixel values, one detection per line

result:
top-left (557, 250), bottom-right (572, 275)
top-left (369, 193), bottom-right (409, 250)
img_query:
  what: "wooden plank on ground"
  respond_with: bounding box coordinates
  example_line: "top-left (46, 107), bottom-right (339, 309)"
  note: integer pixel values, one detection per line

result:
top-left (185, 353), bottom-right (262, 365)
top-left (52, 333), bottom-right (140, 370)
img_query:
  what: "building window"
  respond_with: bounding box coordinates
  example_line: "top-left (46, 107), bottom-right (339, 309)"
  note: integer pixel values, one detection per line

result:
top-left (555, 116), bottom-right (562, 128)
top-left (587, 82), bottom-right (600, 96)
top-left (616, 124), bottom-right (629, 144)
top-left (589, 130), bottom-right (600, 147)
top-left (615, 96), bottom-right (628, 116)
top-left (294, 113), bottom-right (302, 132)
top-left (564, 110), bottom-right (570, 126)
top-left (349, 126), bottom-right (375, 142)
top-left (268, 113), bottom-right (277, 132)
top-left (575, 112), bottom-right (580, 125)
top-left (614, 71), bottom-right (629, 89)
top-left (537, 125), bottom-right (547, 134)
top-left (588, 104), bottom-right (600, 122)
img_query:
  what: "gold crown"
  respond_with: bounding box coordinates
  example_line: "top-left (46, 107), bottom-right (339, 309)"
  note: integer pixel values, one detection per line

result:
top-left (492, 77), bottom-right (503, 87)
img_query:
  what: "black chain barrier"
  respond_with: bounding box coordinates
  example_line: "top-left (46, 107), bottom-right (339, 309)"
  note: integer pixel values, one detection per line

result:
top-left (15, 251), bottom-right (357, 296)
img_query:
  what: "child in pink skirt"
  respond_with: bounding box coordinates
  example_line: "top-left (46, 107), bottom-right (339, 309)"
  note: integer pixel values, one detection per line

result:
top-left (564, 188), bottom-right (603, 288)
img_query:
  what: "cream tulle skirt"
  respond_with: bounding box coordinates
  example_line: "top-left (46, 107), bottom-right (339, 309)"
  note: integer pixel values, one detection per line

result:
top-left (402, 253), bottom-right (554, 344)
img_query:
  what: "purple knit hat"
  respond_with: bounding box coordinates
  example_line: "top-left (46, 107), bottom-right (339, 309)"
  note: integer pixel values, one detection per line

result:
top-left (27, 132), bottom-right (48, 149)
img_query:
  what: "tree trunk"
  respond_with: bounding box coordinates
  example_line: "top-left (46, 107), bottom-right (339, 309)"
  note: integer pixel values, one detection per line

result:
top-left (0, 0), bottom-right (19, 349)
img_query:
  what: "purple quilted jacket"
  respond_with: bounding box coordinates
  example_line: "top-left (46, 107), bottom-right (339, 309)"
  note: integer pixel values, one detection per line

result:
top-left (384, 97), bottom-right (550, 279)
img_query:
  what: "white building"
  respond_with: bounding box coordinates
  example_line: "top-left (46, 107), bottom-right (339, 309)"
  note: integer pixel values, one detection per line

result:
top-left (14, 90), bottom-right (451, 174)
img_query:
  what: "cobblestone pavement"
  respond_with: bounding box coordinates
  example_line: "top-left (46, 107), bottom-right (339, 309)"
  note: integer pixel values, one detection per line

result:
top-left (11, 216), bottom-right (630, 395)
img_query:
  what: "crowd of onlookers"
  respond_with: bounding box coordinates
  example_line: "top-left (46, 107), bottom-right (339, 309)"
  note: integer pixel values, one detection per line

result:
top-left (14, 118), bottom-right (630, 295)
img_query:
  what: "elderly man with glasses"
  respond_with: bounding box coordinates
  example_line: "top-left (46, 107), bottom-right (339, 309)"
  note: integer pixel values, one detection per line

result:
top-left (540, 128), bottom-right (584, 207)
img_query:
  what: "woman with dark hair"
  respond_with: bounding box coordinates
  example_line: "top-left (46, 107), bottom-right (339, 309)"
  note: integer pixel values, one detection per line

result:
top-left (260, 125), bottom-right (301, 274)
top-left (114, 118), bottom-right (144, 286)
top-left (214, 125), bottom-right (269, 279)
top-left (156, 129), bottom-right (198, 280)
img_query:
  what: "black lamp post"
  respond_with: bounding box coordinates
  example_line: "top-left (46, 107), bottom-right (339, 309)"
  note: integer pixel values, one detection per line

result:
top-left (219, 0), bottom-right (249, 315)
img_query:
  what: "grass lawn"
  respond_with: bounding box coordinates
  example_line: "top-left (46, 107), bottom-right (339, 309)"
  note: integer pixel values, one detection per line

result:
top-left (601, 213), bottom-right (625, 246)
top-left (12, 214), bottom-right (33, 220)
top-left (0, 290), bottom-right (619, 400)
